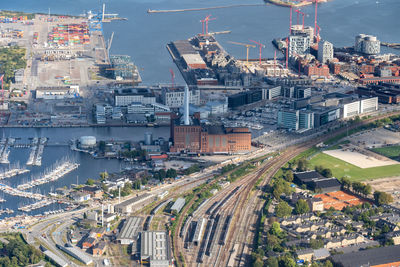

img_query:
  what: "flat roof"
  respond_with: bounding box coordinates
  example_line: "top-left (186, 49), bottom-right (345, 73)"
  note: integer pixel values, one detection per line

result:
top-left (182, 53), bottom-right (206, 65)
top-left (294, 171), bottom-right (324, 183)
top-left (171, 197), bottom-right (185, 213)
top-left (117, 216), bottom-right (143, 241)
top-left (331, 245), bottom-right (400, 267)
top-left (115, 193), bottom-right (151, 209)
top-left (140, 231), bottom-right (170, 263)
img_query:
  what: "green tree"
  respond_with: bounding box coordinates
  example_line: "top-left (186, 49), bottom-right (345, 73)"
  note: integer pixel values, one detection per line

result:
top-left (86, 178), bottom-right (95, 186)
top-left (310, 238), bottom-right (324, 249)
top-left (265, 257), bottom-right (279, 267)
top-left (340, 177), bottom-right (351, 190)
top-left (323, 260), bottom-right (333, 267)
top-left (321, 168), bottom-right (332, 178)
top-left (296, 158), bottom-right (309, 172)
top-left (279, 255), bottom-right (296, 267)
top-left (275, 201), bottom-right (292, 218)
top-left (374, 191), bottom-right (393, 205)
top-left (99, 172), bottom-right (108, 181)
top-left (166, 168), bottom-right (177, 178)
top-left (294, 199), bottom-right (310, 215)
top-left (285, 170), bottom-right (294, 182)
top-left (270, 222), bottom-right (282, 236)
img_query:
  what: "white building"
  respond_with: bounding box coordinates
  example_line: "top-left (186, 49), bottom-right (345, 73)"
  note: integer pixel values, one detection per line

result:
top-left (342, 97), bottom-right (378, 118)
top-left (36, 85), bottom-right (79, 100)
top-left (355, 34), bottom-right (380, 55)
top-left (162, 87), bottom-right (200, 108)
top-left (318, 41), bottom-right (334, 64)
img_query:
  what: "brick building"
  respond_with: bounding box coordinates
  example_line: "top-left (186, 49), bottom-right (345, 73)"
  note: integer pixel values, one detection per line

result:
top-left (170, 116), bottom-right (251, 154)
top-left (304, 64), bottom-right (329, 78)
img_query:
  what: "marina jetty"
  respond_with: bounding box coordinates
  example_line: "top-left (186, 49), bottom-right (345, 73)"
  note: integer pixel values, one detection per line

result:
top-left (0, 183), bottom-right (45, 200)
top-left (17, 160), bottom-right (79, 190)
top-left (147, 4), bottom-right (264, 13)
top-left (26, 137), bottom-right (47, 166)
top-left (18, 199), bottom-right (55, 212)
top-left (0, 168), bottom-right (30, 180)
top-left (0, 138), bottom-right (15, 164)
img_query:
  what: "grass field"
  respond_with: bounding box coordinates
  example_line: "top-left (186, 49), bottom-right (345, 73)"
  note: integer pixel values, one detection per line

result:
top-left (309, 152), bottom-right (400, 181)
top-left (371, 145), bottom-right (400, 159)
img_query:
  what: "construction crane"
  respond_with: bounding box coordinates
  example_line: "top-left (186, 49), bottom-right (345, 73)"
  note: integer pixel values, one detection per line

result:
top-left (169, 68), bottom-right (175, 88)
top-left (294, 9), bottom-right (306, 30)
top-left (285, 37), bottom-right (289, 69)
top-left (200, 15), bottom-right (216, 35)
top-left (228, 41), bottom-right (255, 64)
top-left (250, 40), bottom-right (265, 65)
top-left (314, 0), bottom-right (318, 41)
top-left (292, 52), bottom-right (302, 78)
top-left (0, 74), bottom-right (4, 104)
top-left (315, 24), bottom-right (321, 43)
top-left (106, 31), bottom-right (114, 63)
top-left (274, 50), bottom-right (277, 77)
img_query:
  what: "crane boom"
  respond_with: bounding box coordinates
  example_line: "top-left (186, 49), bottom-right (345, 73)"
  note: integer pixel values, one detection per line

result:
top-left (228, 41), bottom-right (256, 64)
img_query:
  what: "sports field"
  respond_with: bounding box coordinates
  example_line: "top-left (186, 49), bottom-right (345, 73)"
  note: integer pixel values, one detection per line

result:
top-left (309, 152), bottom-right (400, 181)
top-left (371, 145), bottom-right (400, 159)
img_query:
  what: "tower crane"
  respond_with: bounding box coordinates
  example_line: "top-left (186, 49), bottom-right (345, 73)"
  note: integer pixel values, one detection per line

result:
top-left (170, 68), bottom-right (175, 88)
top-left (228, 41), bottom-right (255, 64)
top-left (294, 9), bottom-right (306, 30)
top-left (106, 31), bottom-right (114, 63)
top-left (200, 15), bottom-right (216, 35)
top-left (250, 40), bottom-right (265, 65)
top-left (314, 0), bottom-right (318, 41)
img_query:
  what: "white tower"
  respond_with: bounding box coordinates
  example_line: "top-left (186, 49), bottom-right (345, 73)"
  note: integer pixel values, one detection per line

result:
top-left (184, 85), bottom-right (190, 125)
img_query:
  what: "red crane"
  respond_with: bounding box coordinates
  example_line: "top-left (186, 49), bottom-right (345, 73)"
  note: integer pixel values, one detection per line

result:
top-left (0, 75), bottom-right (4, 104)
top-left (294, 9), bottom-right (306, 30)
top-left (289, 7), bottom-right (293, 34)
top-left (314, 0), bottom-right (318, 40)
top-left (249, 40), bottom-right (265, 64)
top-left (274, 50), bottom-right (277, 77)
top-left (286, 37), bottom-right (289, 69)
top-left (315, 24), bottom-right (321, 43)
top-left (200, 15), bottom-right (216, 35)
top-left (169, 68), bottom-right (175, 88)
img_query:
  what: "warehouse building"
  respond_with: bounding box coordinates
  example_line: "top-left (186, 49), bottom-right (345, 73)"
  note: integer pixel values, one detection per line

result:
top-left (114, 193), bottom-right (152, 214)
top-left (117, 216), bottom-right (143, 245)
top-left (170, 197), bottom-right (185, 213)
top-left (294, 171), bottom-right (341, 193)
top-left (331, 245), bottom-right (400, 267)
top-left (140, 231), bottom-right (171, 267)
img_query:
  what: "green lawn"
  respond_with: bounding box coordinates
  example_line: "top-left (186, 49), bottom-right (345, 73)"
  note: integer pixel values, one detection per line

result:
top-left (309, 152), bottom-right (400, 181)
top-left (371, 145), bottom-right (400, 159)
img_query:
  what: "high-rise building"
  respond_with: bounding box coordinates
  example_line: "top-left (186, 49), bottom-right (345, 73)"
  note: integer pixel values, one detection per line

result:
top-left (354, 34), bottom-right (380, 55)
top-left (318, 40), bottom-right (334, 64)
top-left (289, 33), bottom-right (311, 57)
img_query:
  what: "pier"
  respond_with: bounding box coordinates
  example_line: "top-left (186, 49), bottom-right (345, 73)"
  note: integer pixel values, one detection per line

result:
top-left (17, 161), bottom-right (79, 190)
top-left (26, 137), bottom-right (47, 166)
top-left (147, 4), bottom-right (265, 13)
top-left (0, 208), bottom-right (14, 216)
top-left (0, 183), bottom-right (45, 200)
top-left (18, 199), bottom-right (55, 212)
top-left (0, 168), bottom-right (30, 180)
top-left (0, 138), bottom-right (15, 164)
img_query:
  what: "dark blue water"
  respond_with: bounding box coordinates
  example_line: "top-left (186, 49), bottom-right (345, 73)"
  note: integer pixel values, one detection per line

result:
top-left (3, 0), bottom-right (399, 84)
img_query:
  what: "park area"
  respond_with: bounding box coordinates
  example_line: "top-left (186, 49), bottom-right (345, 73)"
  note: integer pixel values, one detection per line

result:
top-left (371, 145), bottom-right (400, 160)
top-left (309, 152), bottom-right (400, 181)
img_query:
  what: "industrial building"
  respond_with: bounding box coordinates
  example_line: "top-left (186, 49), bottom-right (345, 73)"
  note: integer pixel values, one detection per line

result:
top-left (114, 193), bottom-right (152, 213)
top-left (354, 34), bottom-right (381, 55)
top-left (35, 85), bottom-right (79, 100)
top-left (140, 231), bottom-right (171, 267)
top-left (117, 216), bottom-right (143, 245)
top-left (331, 245), bottom-right (400, 267)
top-left (294, 171), bottom-right (341, 193)
top-left (170, 197), bottom-right (185, 213)
top-left (170, 86), bottom-right (251, 154)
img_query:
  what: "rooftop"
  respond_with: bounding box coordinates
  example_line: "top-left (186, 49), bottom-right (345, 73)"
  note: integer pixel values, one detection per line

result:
top-left (140, 231), bottom-right (170, 263)
top-left (331, 245), bottom-right (400, 267)
top-left (117, 217), bottom-right (143, 241)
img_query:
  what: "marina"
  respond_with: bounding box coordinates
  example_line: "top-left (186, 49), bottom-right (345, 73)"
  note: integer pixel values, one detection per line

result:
top-left (26, 137), bottom-right (47, 166)
top-left (0, 183), bottom-right (45, 200)
top-left (18, 199), bottom-right (55, 212)
top-left (0, 167), bottom-right (30, 180)
top-left (0, 208), bottom-right (14, 216)
top-left (0, 138), bottom-right (15, 164)
top-left (17, 160), bottom-right (79, 190)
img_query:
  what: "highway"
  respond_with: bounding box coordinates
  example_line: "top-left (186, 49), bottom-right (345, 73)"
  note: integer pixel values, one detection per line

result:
top-left (173, 110), bottom-right (400, 267)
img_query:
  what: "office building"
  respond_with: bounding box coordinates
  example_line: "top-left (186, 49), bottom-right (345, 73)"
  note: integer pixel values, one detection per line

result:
top-left (114, 88), bottom-right (155, 106)
top-left (162, 87), bottom-right (200, 108)
top-left (278, 109), bottom-right (299, 131)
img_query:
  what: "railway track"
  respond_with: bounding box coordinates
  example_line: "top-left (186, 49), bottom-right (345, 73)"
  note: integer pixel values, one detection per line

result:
top-left (173, 111), bottom-right (400, 267)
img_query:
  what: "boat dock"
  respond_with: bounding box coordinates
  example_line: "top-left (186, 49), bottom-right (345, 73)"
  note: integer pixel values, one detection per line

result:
top-left (147, 4), bottom-right (264, 13)
top-left (26, 137), bottom-right (47, 166)
top-left (0, 138), bottom-right (15, 164)
top-left (18, 199), bottom-right (55, 212)
top-left (17, 161), bottom-right (79, 190)
top-left (0, 183), bottom-right (45, 200)
top-left (0, 168), bottom-right (30, 180)
top-left (0, 208), bottom-right (14, 216)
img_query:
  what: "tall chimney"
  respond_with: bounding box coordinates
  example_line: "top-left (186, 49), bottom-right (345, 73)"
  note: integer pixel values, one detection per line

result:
top-left (184, 85), bottom-right (190, 125)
